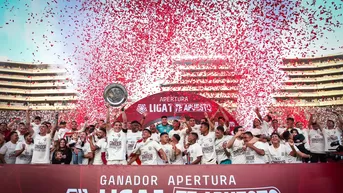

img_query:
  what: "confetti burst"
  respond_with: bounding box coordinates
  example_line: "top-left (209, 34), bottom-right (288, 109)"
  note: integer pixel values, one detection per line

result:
top-left (65, 0), bottom-right (342, 126)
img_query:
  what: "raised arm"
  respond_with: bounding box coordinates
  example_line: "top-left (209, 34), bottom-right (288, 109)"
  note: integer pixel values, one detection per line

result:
top-left (204, 112), bottom-right (215, 131)
top-left (254, 107), bottom-right (263, 121)
top-left (210, 109), bottom-right (220, 121)
top-left (27, 109), bottom-right (34, 135)
top-left (26, 108), bottom-right (31, 128)
top-left (219, 106), bottom-right (230, 127)
top-left (120, 105), bottom-right (127, 123)
top-left (333, 111), bottom-right (343, 131)
top-left (7, 118), bottom-right (17, 132)
top-left (308, 113), bottom-right (314, 130)
top-left (105, 103), bottom-right (111, 130)
top-left (77, 116), bottom-right (89, 133)
top-left (50, 112), bottom-right (59, 139)
top-left (180, 117), bottom-right (192, 134)
top-left (140, 112), bottom-right (147, 126)
top-left (226, 131), bottom-right (242, 148)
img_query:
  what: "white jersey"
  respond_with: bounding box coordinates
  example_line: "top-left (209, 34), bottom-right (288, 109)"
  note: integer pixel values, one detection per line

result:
top-left (245, 141), bottom-right (266, 164)
top-left (250, 128), bottom-right (262, 136)
top-left (126, 131), bottom-right (142, 156)
top-left (322, 128), bottom-right (342, 152)
top-left (106, 130), bottom-right (127, 161)
top-left (214, 123), bottom-right (228, 131)
top-left (93, 138), bottom-right (107, 165)
top-left (170, 143), bottom-right (184, 165)
top-left (158, 143), bottom-right (173, 165)
top-left (285, 142), bottom-right (302, 163)
top-left (198, 132), bottom-right (216, 164)
top-left (267, 127), bottom-right (288, 136)
top-left (57, 128), bottom-right (71, 140)
top-left (191, 124), bottom-right (201, 134)
top-left (230, 138), bottom-right (246, 164)
top-left (267, 144), bottom-right (290, 163)
top-left (0, 141), bottom-right (17, 164)
top-left (132, 138), bottom-right (162, 165)
top-left (169, 129), bottom-right (187, 146)
top-left (261, 142), bottom-right (270, 163)
top-left (31, 123), bottom-right (41, 135)
top-left (81, 142), bottom-right (91, 165)
top-left (260, 121), bottom-right (271, 136)
top-left (151, 133), bottom-right (160, 142)
top-left (186, 142), bottom-right (203, 164)
top-left (17, 133), bottom-right (25, 144)
top-left (308, 129), bottom-right (325, 154)
top-left (184, 125), bottom-right (201, 145)
top-left (31, 134), bottom-right (52, 164)
top-left (215, 135), bottom-right (231, 163)
top-left (15, 142), bottom-right (34, 164)
top-left (297, 128), bottom-right (310, 150)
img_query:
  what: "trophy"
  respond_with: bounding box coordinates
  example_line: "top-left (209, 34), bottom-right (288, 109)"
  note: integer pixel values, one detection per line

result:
top-left (103, 83), bottom-right (128, 107)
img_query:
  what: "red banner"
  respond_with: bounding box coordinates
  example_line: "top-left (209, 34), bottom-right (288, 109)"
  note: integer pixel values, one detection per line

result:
top-left (1, 164), bottom-right (342, 193)
top-left (119, 91), bottom-right (238, 128)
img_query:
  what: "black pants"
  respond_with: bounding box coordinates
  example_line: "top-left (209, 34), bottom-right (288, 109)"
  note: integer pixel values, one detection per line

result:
top-left (296, 144), bottom-right (311, 163)
top-left (310, 153), bottom-right (327, 163)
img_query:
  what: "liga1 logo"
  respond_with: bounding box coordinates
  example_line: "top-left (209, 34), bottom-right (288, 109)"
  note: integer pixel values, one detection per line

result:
top-left (136, 103), bottom-right (212, 114)
top-left (136, 96), bottom-right (213, 114)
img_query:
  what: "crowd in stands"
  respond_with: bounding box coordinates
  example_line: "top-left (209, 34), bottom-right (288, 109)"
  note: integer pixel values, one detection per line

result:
top-left (0, 105), bottom-right (342, 165)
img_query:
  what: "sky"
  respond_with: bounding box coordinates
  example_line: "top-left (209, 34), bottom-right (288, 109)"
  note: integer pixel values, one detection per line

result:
top-left (0, 0), bottom-right (82, 67)
top-left (0, 0), bottom-right (342, 64)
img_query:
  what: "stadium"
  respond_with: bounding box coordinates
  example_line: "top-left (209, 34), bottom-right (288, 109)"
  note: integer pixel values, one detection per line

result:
top-left (0, 60), bottom-right (78, 123)
top-left (2, 53), bottom-right (342, 121)
top-left (0, 1), bottom-right (343, 193)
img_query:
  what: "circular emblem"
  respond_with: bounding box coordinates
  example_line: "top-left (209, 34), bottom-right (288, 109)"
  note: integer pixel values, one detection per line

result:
top-left (103, 83), bottom-right (128, 107)
top-left (209, 138), bottom-right (213, 142)
top-left (149, 147), bottom-right (152, 151)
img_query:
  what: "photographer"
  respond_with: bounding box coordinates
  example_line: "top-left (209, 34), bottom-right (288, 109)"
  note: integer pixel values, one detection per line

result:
top-left (291, 129), bottom-right (311, 163)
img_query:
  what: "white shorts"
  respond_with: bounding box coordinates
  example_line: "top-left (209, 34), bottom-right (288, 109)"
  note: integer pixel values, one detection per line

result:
top-left (107, 160), bottom-right (127, 165)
